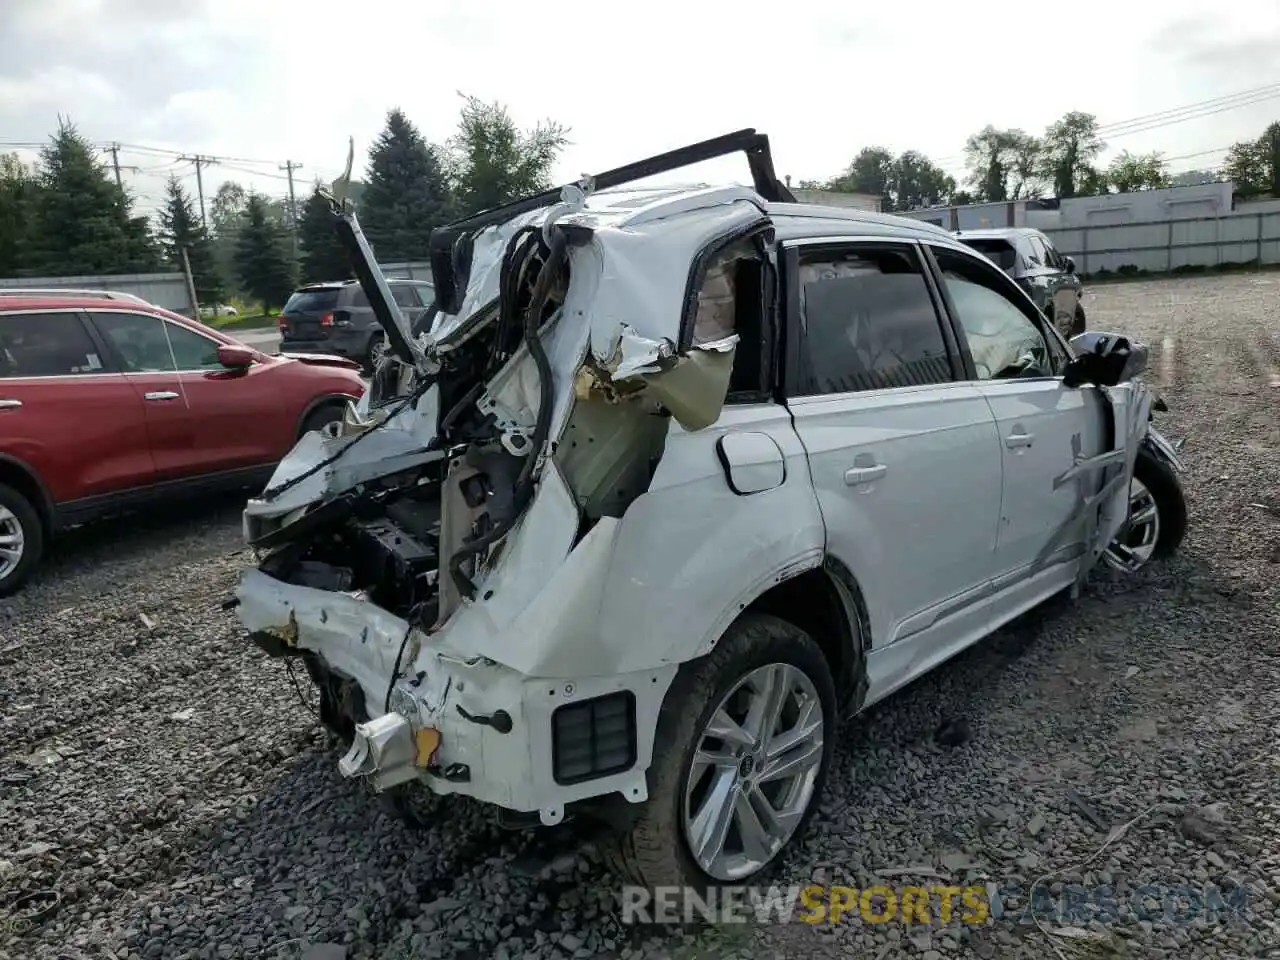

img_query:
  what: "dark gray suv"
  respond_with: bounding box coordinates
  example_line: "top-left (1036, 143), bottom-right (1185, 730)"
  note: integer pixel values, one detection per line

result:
top-left (278, 278), bottom-right (434, 368)
top-left (954, 228), bottom-right (1085, 337)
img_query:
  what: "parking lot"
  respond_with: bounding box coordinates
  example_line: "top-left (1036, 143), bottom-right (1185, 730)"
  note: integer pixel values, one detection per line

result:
top-left (2, 272), bottom-right (1278, 960)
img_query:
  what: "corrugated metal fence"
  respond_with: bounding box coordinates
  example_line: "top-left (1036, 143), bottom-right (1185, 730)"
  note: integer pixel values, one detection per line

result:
top-left (1039, 212), bottom-right (1280, 276)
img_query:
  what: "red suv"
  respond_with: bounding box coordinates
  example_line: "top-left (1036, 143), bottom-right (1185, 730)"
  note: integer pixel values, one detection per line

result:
top-left (0, 293), bottom-right (366, 595)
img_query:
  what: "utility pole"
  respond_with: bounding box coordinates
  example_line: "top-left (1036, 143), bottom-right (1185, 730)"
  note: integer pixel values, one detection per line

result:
top-left (180, 155), bottom-right (216, 230)
top-left (109, 143), bottom-right (123, 191)
top-left (180, 246), bottom-right (200, 321)
top-left (280, 160), bottom-right (303, 255)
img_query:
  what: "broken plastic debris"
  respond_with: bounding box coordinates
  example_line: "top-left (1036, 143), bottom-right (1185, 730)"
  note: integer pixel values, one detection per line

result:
top-left (139, 612), bottom-right (156, 630)
top-left (609, 328), bottom-right (675, 380)
top-left (170, 708), bottom-right (196, 722)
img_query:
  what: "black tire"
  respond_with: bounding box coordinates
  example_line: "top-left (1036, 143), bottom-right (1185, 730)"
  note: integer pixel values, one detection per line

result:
top-left (363, 333), bottom-right (386, 374)
top-left (0, 482), bottom-right (44, 598)
top-left (300, 403), bottom-right (344, 438)
top-left (1071, 304), bottom-right (1087, 337)
top-left (1134, 445), bottom-right (1187, 559)
top-left (604, 613), bottom-right (837, 894)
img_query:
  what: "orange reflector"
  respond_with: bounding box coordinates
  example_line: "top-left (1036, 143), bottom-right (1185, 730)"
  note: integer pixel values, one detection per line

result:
top-left (414, 728), bottom-right (442, 768)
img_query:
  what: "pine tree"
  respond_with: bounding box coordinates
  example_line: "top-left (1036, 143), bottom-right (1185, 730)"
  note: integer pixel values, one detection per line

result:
top-left (0, 154), bottom-right (41, 277)
top-left (158, 175), bottom-right (223, 304)
top-left (360, 109), bottom-right (453, 262)
top-left (449, 95), bottom-right (568, 216)
top-left (30, 118), bottom-right (158, 275)
top-left (298, 186), bottom-right (352, 284)
top-left (234, 193), bottom-right (296, 312)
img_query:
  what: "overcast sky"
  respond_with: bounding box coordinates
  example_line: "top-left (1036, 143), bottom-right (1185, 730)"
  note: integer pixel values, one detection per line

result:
top-left (2, 0), bottom-right (1278, 219)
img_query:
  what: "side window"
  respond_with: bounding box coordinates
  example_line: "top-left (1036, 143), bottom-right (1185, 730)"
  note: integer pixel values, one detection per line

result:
top-left (1040, 237), bottom-right (1063, 269)
top-left (162, 322), bottom-right (224, 370)
top-left (689, 235), bottom-right (769, 397)
top-left (91, 312), bottom-right (178, 372)
top-left (0, 312), bottom-right (106, 378)
top-left (1024, 235), bottom-right (1047, 268)
top-left (390, 285), bottom-right (417, 307)
top-left (932, 249), bottom-right (1056, 381)
top-left (793, 244), bottom-right (954, 395)
top-left (415, 283), bottom-right (435, 307)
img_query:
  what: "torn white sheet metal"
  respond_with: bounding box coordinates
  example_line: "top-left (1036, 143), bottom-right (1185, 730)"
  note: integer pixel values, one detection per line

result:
top-left (609, 327), bottom-right (676, 379)
top-left (1032, 381), bottom-right (1152, 586)
top-left (425, 185), bottom-right (767, 361)
top-left (244, 390), bottom-right (442, 520)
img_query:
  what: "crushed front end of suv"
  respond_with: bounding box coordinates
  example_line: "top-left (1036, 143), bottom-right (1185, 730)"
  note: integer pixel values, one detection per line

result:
top-left (231, 130), bottom-right (1187, 891)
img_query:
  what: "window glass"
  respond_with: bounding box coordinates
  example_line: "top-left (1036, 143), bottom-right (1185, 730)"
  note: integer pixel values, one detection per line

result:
top-left (414, 283), bottom-right (435, 306)
top-left (794, 246), bottom-right (953, 395)
top-left (163, 322), bottom-right (224, 370)
top-left (390, 285), bottom-right (417, 307)
top-left (283, 289), bottom-right (339, 313)
top-left (693, 238), bottom-right (756, 344)
top-left (959, 238), bottom-right (1017, 271)
top-left (933, 250), bottom-right (1055, 380)
top-left (92, 312), bottom-right (221, 372)
top-left (1040, 237), bottom-right (1063, 269)
top-left (0, 312), bottom-right (106, 378)
top-left (1025, 235), bottom-right (1048, 267)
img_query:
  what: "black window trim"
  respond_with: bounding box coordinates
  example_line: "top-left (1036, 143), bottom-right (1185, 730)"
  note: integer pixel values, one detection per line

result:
top-left (85, 308), bottom-right (228, 376)
top-left (0, 307), bottom-right (120, 379)
top-left (919, 240), bottom-right (1072, 382)
top-left (778, 236), bottom-right (965, 400)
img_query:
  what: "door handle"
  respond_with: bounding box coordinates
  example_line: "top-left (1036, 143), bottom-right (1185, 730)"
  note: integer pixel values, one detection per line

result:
top-left (844, 464), bottom-right (887, 485)
top-left (1005, 430), bottom-right (1035, 449)
top-left (144, 391), bottom-right (180, 401)
top-left (0, 399), bottom-right (22, 409)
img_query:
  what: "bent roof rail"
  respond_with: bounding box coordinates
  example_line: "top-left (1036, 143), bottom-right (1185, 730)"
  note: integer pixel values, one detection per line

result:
top-left (428, 128), bottom-right (796, 315)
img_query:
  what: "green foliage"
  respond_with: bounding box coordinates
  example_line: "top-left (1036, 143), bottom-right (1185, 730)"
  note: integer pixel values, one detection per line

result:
top-left (1106, 151), bottom-right (1171, 193)
top-left (18, 119), bottom-right (160, 276)
top-left (158, 175), bottom-right (223, 304)
top-left (0, 153), bottom-right (40, 277)
top-left (448, 94), bottom-right (569, 216)
top-left (963, 126), bottom-right (1045, 202)
top-left (1225, 122), bottom-right (1280, 198)
top-left (360, 108), bottom-right (453, 262)
top-left (1040, 111), bottom-right (1105, 199)
top-left (821, 146), bottom-right (955, 211)
top-left (298, 186), bottom-right (352, 284)
top-left (234, 193), bottom-right (296, 312)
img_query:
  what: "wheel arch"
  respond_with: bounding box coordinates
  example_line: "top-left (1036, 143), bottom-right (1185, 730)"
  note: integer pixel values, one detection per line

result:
top-left (0, 453), bottom-right (55, 535)
top-left (294, 393), bottom-right (357, 438)
top-left (731, 555), bottom-right (871, 714)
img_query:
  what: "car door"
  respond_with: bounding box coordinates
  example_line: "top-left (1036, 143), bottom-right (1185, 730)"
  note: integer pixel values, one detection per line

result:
top-left (163, 318), bottom-right (296, 471)
top-left (924, 243), bottom-right (1108, 580)
top-left (89, 309), bottom-right (292, 479)
top-left (1040, 234), bottom-right (1081, 323)
top-left (0, 309), bottom-right (156, 504)
top-left (781, 238), bottom-right (1006, 651)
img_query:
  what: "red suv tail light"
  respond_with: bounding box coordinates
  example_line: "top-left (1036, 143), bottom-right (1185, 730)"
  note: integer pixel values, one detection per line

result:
top-left (320, 312), bottom-right (334, 327)
top-left (277, 314), bottom-right (290, 330)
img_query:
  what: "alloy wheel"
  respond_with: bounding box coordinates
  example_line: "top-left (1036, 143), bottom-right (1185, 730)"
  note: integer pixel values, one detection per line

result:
top-left (1103, 476), bottom-right (1161, 573)
top-left (681, 662), bottom-right (825, 882)
top-left (0, 505), bottom-right (25, 580)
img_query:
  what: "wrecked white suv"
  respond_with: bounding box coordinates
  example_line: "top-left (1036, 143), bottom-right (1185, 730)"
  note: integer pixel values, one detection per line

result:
top-left (232, 130), bottom-right (1188, 890)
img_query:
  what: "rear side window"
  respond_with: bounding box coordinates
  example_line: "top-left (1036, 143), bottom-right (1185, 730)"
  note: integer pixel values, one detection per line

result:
top-left (959, 238), bottom-right (1017, 271)
top-left (414, 283), bottom-right (435, 306)
top-left (0, 312), bottom-right (105, 378)
top-left (283, 290), bottom-right (340, 313)
top-left (390, 285), bottom-right (417, 307)
top-left (1025, 235), bottom-right (1048, 267)
top-left (793, 245), bottom-right (953, 395)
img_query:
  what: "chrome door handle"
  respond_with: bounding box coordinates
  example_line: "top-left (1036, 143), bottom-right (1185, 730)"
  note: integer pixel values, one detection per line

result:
top-left (144, 391), bottom-right (180, 401)
top-left (1005, 430), bottom-right (1035, 449)
top-left (844, 464), bottom-right (887, 485)
top-left (0, 399), bottom-right (22, 409)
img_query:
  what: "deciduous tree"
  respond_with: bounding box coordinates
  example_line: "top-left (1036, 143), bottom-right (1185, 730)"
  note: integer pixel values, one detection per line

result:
top-left (449, 94), bottom-right (569, 216)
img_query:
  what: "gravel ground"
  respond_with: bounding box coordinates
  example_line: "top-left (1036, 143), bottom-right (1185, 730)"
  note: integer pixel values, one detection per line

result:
top-left (2, 272), bottom-right (1278, 960)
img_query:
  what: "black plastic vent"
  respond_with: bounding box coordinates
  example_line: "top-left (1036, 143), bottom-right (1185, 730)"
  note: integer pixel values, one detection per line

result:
top-left (551, 691), bottom-right (637, 785)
